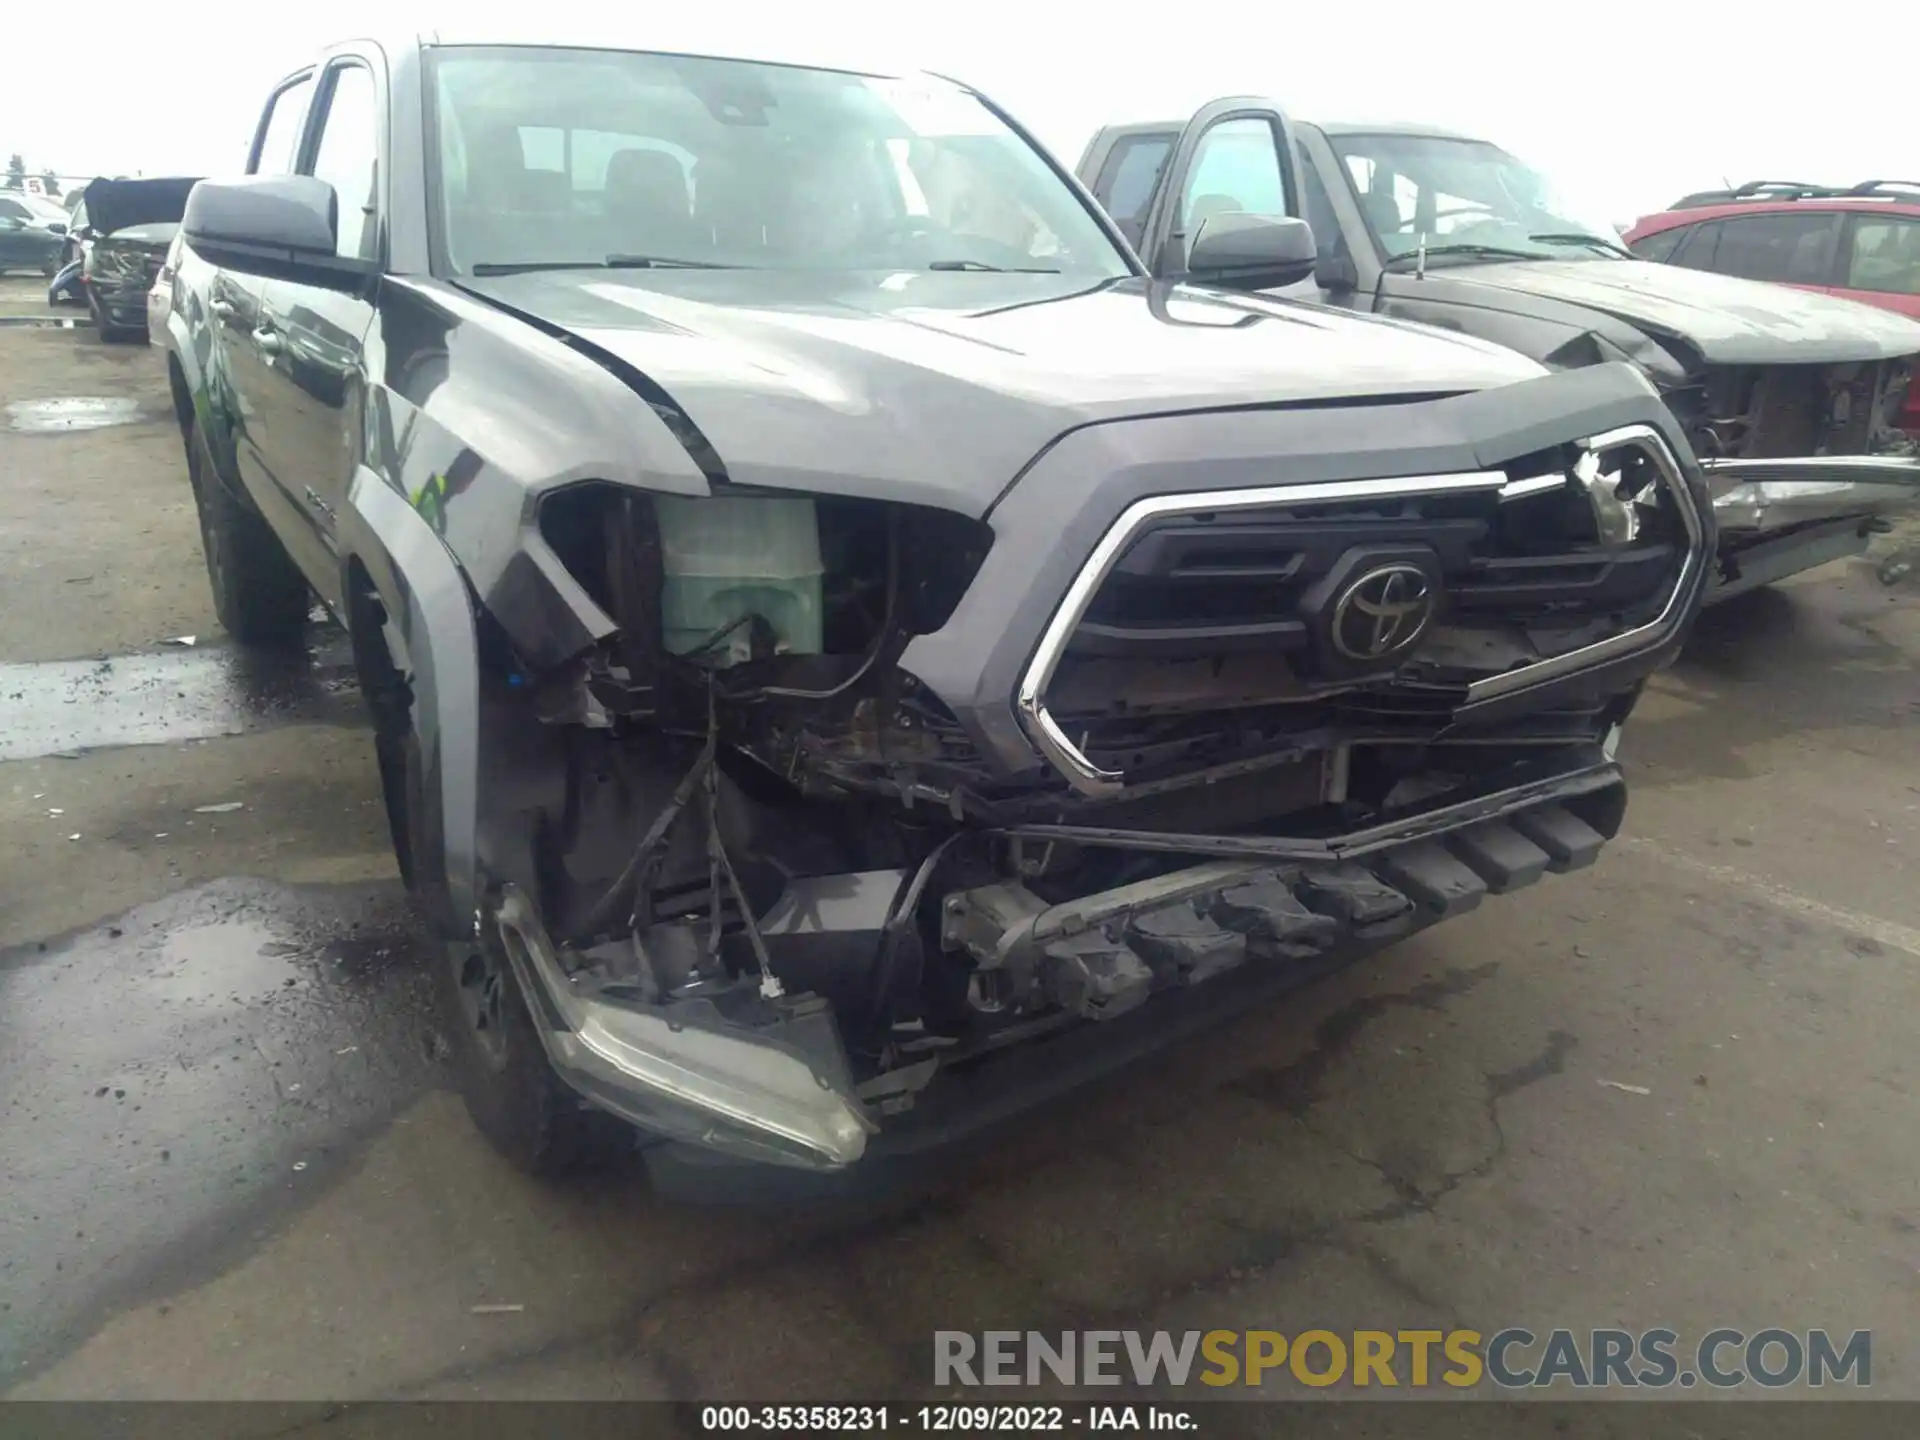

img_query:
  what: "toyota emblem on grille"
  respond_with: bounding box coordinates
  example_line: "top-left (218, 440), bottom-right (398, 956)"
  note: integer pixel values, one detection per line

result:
top-left (1330, 563), bottom-right (1435, 661)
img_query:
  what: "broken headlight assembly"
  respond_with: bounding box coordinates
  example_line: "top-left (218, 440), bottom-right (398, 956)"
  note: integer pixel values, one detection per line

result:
top-left (537, 482), bottom-right (993, 707)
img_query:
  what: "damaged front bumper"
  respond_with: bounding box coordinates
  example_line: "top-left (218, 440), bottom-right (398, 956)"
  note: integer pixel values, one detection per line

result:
top-left (1701, 454), bottom-right (1920, 598)
top-left (493, 887), bottom-right (880, 1171)
top-left (501, 751), bottom-right (1625, 1186)
top-left (1704, 454), bottom-right (1920, 533)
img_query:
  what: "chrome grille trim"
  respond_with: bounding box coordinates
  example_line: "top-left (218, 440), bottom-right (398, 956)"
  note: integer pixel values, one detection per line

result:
top-left (1016, 470), bottom-right (1510, 797)
top-left (1015, 424), bottom-right (1703, 797)
top-left (1463, 424), bottom-right (1703, 704)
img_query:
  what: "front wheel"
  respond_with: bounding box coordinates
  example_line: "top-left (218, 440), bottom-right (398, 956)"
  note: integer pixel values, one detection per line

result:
top-left (356, 594), bottom-right (634, 1177)
top-left (436, 924), bottom-right (636, 1176)
top-left (185, 420), bottom-right (310, 649)
top-left (84, 284), bottom-right (114, 338)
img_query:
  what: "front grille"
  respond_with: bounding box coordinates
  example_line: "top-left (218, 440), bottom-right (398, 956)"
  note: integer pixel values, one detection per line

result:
top-left (1019, 426), bottom-right (1702, 796)
top-left (1072, 480), bottom-right (1679, 664)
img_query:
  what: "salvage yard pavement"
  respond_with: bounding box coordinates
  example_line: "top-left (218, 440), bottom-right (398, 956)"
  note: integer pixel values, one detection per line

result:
top-left (3, 275), bottom-right (1920, 1405)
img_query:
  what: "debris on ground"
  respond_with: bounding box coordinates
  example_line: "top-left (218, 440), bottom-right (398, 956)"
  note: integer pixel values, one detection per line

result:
top-left (1598, 1079), bottom-right (1652, 1095)
top-left (193, 801), bottom-right (244, 814)
top-left (1880, 552), bottom-right (1914, 585)
top-left (161, 635), bottom-right (197, 647)
top-left (470, 1304), bottom-right (526, 1315)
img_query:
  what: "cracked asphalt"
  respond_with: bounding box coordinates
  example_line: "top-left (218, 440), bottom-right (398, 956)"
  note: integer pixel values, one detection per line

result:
top-left (3, 275), bottom-right (1919, 1416)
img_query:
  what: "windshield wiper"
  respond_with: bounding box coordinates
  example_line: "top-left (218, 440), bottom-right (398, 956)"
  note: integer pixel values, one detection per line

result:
top-left (469, 255), bottom-right (735, 276)
top-left (605, 253), bottom-right (737, 269)
top-left (926, 259), bottom-right (1061, 273)
top-left (1383, 243), bottom-right (1537, 271)
top-left (1528, 232), bottom-right (1633, 258)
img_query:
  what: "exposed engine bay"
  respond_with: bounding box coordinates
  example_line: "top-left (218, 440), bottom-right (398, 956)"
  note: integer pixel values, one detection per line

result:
top-left (1663, 356), bottom-right (1920, 595)
top-left (422, 412), bottom-right (1704, 1175)
top-left (1683, 357), bottom-right (1914, 464)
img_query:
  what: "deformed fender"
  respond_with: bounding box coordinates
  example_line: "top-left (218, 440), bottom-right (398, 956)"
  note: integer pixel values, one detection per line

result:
top-left (165, 297), bottom-right (251, 510)
top-left (339, 463), bottom-right (481, 938)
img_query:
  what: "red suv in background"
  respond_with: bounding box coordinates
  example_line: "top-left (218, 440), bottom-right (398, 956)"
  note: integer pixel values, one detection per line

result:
top-left (1624, 181), bottom-right (1920, 429)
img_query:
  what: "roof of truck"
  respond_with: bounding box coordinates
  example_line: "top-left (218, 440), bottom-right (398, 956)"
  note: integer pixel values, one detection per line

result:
top-left (1313, 119), bottom-right (1486, 142)
top-left (401, 26), bottom-right (927, 81)
top-left (1091, 116), bottom-right (1489, 143)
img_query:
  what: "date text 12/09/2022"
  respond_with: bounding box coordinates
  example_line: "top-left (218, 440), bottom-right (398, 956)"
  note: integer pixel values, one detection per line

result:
top-left (699, 1406), bottom-right (1195, 1431)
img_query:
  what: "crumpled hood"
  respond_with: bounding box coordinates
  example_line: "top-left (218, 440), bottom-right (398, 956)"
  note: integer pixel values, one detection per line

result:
top-left (459, 269), bottom-right (1545, 515)
top-left (1433, 258), bottom-right (1920, 366)
top-left (82, 177), bottom-right (201, 237)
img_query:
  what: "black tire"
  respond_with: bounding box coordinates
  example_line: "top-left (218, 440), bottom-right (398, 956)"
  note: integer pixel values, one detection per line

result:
top-left (85, 284), bottom-right (121, 340)
top-left (185, 421), bottom-right (310, 649)
top-left (355, 589), bottom-right (632, 1177)
top-left (437, 926), bottom-right (636, 1176)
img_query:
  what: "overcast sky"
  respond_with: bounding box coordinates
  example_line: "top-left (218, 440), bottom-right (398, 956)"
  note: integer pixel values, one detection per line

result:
top-left (3, 2), bottom-right (1911, 226)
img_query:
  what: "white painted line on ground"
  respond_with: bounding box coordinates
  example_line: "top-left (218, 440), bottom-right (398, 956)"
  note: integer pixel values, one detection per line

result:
top-left (1620, 837), bottom-right (1920, 958)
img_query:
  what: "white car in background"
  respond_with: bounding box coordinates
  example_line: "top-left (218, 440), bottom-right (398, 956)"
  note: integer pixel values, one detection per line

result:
top-left (146, 229), bottom-right (183, 346)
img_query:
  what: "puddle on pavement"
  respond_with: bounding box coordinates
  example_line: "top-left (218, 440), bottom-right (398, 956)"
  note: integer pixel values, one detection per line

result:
top-left (0, 633), bottom-right (362, 762)
top-left (6, 396), bottom-right (150, 432)
top-left (148, 919), bottom-right (300, 1006)
top-left (0, 878), bottom-right (440, 1383)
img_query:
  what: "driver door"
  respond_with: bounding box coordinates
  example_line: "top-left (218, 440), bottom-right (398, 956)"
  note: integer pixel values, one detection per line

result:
top-left (1131, 97), bottom-right (1317, 301)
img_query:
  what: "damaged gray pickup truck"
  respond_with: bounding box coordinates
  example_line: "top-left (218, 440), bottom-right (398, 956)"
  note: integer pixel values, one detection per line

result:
top-left (1080, 105), bottom-right (1920, 601)
top-left (161, 34), bottom-right (1712, 1193)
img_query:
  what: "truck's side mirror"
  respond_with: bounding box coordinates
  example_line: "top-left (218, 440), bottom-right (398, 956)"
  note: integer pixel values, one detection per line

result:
top-left (1314, 253), bottom-right (1359, 293)
top-left (183, 175), bottom-right (374, 289)
top-left (1183, 213), bottom-right (1317, 290)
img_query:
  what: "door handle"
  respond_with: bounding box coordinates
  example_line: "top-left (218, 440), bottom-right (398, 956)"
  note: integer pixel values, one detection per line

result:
top-left (253, 328), bottom-right (283, 357)
top-left (208, 298), bottom-right (234, 319)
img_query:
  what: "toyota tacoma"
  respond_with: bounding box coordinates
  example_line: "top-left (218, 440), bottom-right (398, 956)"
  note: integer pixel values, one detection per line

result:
top-left (1081, 106), bottom-right (1920, 601)
top-left (161, 36), bottom-right (1711, 1193)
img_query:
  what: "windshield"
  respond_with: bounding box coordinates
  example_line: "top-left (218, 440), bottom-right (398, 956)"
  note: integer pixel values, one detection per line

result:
top-left (1328, 132), bottom-right (1625, 263)
top-left (427, 47), bottom-right (1132, 278)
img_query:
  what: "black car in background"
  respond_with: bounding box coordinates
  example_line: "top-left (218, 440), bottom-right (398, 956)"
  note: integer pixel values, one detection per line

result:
top-left (0, 190), bottom-right (67, 276)
top-left (69, 176), bottom-right (202, 340)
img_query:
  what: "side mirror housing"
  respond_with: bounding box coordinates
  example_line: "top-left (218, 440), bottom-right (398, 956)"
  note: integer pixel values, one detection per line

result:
top-left (1314, 252), bottom-right (1359, 293)
top-left (182, 175), bottom-right (374, 289)
top-left (1182, 213), bottom-right (1317, 290)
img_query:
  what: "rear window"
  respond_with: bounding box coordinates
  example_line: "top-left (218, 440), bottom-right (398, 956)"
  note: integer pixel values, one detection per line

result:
top-left (253, 74), bottom-right (316, 175)
top-left (1845, 215), bottom-right (1920, 296)
top-left (1095, 134), bottom-right (1172, 244)
top-left (1706, 212), bottom-right (1839, 285)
